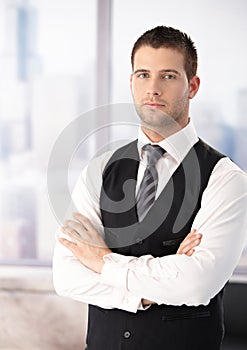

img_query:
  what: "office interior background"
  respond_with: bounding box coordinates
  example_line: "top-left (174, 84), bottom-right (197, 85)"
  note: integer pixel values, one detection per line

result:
top-left (0, 0), bottom-right (246, 349)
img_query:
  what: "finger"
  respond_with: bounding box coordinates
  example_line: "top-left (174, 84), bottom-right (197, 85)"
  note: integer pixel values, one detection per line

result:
top-left (73, 212), bottom-right (97, 233)
top-left (178, 234), bottom-right (201, 252)
top-left (176, 230), bottom-right (202, 255)
top-left (177, 230), bottom-right (198, 252)
top-left (72, 213), bottom-right (103, 246)
top-left (183, 229), bottom-right (197, 240)
top-left (178, 236), bottom-right (202, 254)
top-left (64, 219), bottom-right (87, 237)
top-left (61, 226), bottom-right (84, 244)
top-left (187, 234), bottom-right (202, 246)
top-left (185, 232), bottom-right (202, 244)
top-left (186, 249), bottom-right (195, 256)
top-left (61, 220), bottom-right (101, 248)
top-left (187, 228), bottom-right (197, 237)
top-left (181, 237), bottom-right (201, 252)
top-left (59, 237), bottom-right (77, 252)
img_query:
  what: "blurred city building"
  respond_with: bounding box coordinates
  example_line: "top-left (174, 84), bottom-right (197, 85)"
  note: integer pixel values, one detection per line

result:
top-left (0, 0), bottom-right (97, 261)
top-left (0, 0), bottom-right (246, 265)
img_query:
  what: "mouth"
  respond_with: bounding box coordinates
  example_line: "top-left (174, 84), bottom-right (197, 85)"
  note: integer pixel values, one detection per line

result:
top-left (144, 102), bottom-right (165, 108)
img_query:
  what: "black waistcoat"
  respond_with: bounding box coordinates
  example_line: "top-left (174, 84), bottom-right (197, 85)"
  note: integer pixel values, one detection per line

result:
top-left (86, 139), bottom-right (226, 350)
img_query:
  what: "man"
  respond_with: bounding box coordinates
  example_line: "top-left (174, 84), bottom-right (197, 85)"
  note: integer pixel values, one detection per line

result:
top-left (53, 26), bottom-right (247, 349)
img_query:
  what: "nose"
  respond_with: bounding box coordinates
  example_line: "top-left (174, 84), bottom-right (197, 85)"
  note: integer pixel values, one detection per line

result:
top-left (146, 78), bottom-right (162, 96)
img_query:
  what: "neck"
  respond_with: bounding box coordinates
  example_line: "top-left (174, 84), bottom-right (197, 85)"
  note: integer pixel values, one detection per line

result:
top-left (141, 119), bottom-right (189, 142)
top-left (141, 127), bottom-right (165, 142)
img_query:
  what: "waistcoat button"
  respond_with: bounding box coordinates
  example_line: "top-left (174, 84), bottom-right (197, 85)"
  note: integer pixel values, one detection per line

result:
top-left (123, 330), bottom-right (131, 339)
top-left (136, 237), bottom-right (143, 244)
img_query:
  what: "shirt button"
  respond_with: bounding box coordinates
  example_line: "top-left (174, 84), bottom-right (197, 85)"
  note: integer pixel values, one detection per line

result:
top-left (123, 330), bottom-right (131, 339)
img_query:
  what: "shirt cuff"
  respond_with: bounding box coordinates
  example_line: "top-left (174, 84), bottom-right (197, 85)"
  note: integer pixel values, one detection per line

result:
top-left (101, 253), bottom-right (131, 289)
top-left (109, 287), bottom-right (142, 313)
top-left (100, 253), bottom-right (148, 313)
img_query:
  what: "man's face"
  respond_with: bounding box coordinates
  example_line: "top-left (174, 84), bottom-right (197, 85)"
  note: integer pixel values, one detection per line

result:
top-left (130, 46), bottom-right (199, 131)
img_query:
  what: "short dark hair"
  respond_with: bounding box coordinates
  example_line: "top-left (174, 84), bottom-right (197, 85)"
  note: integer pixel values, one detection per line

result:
top-left (131, 26), bottom-right (198, 81)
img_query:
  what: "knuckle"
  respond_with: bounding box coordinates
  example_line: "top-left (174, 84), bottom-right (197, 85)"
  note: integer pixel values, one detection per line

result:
top-left (83, 217), bottom-right (90, 224)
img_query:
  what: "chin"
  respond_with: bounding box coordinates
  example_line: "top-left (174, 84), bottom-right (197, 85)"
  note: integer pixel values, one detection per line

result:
top-left (141, 112), bottom-right (175, 127)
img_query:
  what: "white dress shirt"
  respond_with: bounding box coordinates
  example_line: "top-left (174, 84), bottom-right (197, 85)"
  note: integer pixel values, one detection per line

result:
top-left (53, 120), bottom-right (247, 313)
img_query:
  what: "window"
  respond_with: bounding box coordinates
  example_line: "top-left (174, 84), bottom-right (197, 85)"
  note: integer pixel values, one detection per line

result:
top-left (0, 0), bottom-right (97, 263)
top-left (1, 0), bottom-right (246, 270)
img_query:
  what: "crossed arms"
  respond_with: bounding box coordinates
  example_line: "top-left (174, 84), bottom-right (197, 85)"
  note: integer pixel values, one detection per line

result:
top-left (53, 158), bottom-right (247, 312)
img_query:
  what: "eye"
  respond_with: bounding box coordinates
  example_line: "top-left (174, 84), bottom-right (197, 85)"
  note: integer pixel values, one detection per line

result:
top-left (138, 72), bottom-right (149, 79)
top-left (163, 74), bottom-right (176, 80)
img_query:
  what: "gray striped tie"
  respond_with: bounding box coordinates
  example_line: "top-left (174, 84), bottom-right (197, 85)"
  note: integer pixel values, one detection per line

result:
top-left (136, 144), bottom-right (165, 222)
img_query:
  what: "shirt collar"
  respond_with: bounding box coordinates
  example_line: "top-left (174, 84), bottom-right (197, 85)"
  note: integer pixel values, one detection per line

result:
top-left (137, 119), bottom-right (199, 163)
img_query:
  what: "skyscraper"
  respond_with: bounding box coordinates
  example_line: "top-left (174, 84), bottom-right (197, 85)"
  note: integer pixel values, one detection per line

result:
top-left (0, 0), bottom-right (41, 259)
top-left (235, 88), bottom-right (247, 171)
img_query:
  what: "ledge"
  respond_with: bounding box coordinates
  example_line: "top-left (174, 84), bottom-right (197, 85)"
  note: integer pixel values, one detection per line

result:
top-left (0, 265), bottom-right (247, 294)
top-left (0, 266), bottom-right (53, 292)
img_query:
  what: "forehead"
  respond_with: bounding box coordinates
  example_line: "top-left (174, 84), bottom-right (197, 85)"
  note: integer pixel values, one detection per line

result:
top-left (133, 46), bottom-right (185, 71)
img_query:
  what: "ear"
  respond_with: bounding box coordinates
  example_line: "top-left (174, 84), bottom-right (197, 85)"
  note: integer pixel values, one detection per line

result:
top-left (188, 76), bottom-right (200, 99)
top-left (130, 73), bottom-right (133, 92)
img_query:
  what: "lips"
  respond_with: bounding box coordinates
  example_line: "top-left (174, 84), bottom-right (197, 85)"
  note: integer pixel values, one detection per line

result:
top-left (144, 102), bottom-right (165, 108)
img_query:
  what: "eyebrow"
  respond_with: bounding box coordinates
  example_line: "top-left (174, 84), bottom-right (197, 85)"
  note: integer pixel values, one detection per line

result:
top-left (133, 69), bottom-right (181, 75)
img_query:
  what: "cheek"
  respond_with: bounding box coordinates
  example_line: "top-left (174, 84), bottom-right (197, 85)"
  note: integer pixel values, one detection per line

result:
top-left (170, 85), bottom-right (189, 100)
top-left (131, 83), bottom-right (141, 100)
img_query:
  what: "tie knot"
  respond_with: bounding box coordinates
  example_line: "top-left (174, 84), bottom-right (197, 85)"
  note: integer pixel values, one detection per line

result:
top-left (143, 144), bottom-right (165, 166)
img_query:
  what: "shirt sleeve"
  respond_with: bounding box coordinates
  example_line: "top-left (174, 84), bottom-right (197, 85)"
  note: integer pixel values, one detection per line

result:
top-left (100, 158), bottom-right (247, 306)
top-left (52, 154), bottom-right (144, 313)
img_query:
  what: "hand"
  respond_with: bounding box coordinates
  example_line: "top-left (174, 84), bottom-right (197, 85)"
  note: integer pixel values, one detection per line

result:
top-left (176, 229), bottom-right (202, 256)
top-left (59, 212), bottom-right (112, 273)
